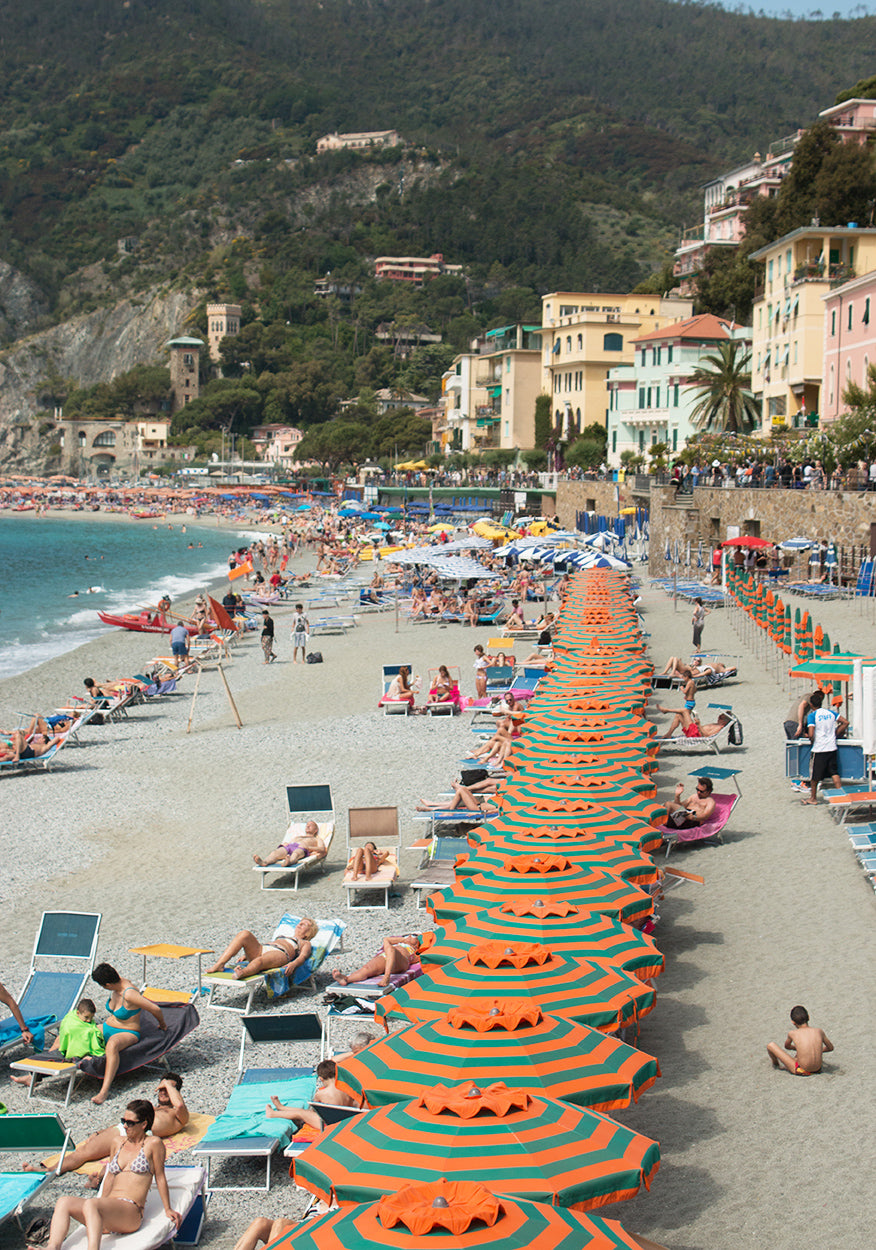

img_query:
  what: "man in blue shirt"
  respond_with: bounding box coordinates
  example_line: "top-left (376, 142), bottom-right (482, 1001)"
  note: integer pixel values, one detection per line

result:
top-left (803, 690), bottom-right (847, 804)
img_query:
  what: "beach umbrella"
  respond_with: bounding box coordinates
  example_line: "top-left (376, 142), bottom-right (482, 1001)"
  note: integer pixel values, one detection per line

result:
top-left (338, 1002), bottom-right (660, 1111)
top-left (292, 1085), bottom-right (660, 1212)
top-left (454, 838), bottom-right (658, 889)
top-left (779, 537), bottom-right (812, 551)
top-left (375, 944), bottom-right (655, 1032)
top-left (268, 1179), bottom-right (651, 1250)
top-left (427, 859), bottom-right (653, 926)
top-left (478, 807), bottom-right (663, 854)
top-left (420, 899), bottom-right (663, 980)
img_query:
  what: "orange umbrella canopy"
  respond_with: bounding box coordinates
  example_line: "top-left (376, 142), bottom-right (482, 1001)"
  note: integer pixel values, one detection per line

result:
top-left (455, 838), bottom-right (659, 887)
top-left (338, 1002), bottom-right (660, 1112)
top-left (420, 898), bottom-right (664, 981)
top-left (375, 943), bottom-right (655, 1033)
top-left (269, 1178), bottom-right (651, 1248)
top-left (292, 1083), bottom-right (660, 1211)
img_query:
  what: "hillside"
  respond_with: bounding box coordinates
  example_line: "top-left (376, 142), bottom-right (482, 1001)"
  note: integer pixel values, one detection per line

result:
top-left (1, 0), bottom-right (875, 466)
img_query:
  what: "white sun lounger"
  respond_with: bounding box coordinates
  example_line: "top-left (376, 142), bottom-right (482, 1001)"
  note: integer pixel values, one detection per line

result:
top-left (62, 1166), bottom-right (207, 1249)
top-left (343, 807), bottom-right (400, 909)
top-left (252, 783), bottom-right (336, 891)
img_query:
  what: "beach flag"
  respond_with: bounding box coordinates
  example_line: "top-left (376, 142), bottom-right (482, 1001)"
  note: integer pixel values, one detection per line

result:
top-left (228, 561), bottom-right (252, 581)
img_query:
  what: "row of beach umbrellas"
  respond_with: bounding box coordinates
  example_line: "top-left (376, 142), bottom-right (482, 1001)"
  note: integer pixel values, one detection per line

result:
top-left (274, 569), bottom-right (669, 1249)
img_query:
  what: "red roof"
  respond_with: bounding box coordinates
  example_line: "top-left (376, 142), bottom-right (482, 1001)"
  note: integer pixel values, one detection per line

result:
top-left (633, 314), bottom-right (740, 345)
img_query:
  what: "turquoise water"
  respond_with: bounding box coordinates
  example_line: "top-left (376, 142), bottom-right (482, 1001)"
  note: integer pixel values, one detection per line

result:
top-left (0, 514), bottom-right (253, 679)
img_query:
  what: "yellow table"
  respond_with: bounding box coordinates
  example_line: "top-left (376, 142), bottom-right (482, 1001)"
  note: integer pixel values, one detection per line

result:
top-left (9, 1057), bottom-right (78, 1107)
top-left (129, 944), bottom-right (213, 1000)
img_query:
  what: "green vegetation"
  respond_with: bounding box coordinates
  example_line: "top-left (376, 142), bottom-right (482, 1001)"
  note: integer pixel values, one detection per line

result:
top-left (688, 340), bottom-right (759, 435)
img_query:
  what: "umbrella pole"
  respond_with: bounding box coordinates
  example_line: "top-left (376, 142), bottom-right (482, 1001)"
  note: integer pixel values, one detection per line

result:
top-left (185, 666), bottom-right (203, 734)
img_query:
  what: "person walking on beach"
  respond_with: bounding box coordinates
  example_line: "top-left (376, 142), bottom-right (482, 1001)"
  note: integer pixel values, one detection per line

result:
top-left (767, 1005), bottom-right (833, 1075)
top-left (290, 604), bottom-right (309, 664)
top-left (803, 690), bottom-right (847, 804)
top-left (169, 620), bottom-right (189, 667)
top-left (691, 598), bottom-right (709, 649)
top-left (260, 610), bottom-right (275, 664)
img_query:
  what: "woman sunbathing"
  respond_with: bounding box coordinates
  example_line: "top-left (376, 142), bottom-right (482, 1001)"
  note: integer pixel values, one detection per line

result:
top-left (471, 723), bottom-right (517, 768)
top-left (332, 934), bottom-right (421, 988)
top-left (416, 779), bottom-right (501, 812)
top-left (90, 964), bottom-right (170, 1106)
top-left (204, 919), bottom-right (318, 981)
top-left (253, 821), bottom-right (327, 867)
top-left (384, 665), bottom-right (417, 707)
top-left (0, 729), bottom-right (63, 764)
top-left (346, 841), bottom-right (390, 880)
top-left (427, 665), bottom-right (454, 704)
top-left (29, 1100), bottom-right (180, 1250)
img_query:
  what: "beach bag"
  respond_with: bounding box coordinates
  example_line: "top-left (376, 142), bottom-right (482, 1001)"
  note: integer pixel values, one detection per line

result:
top-left (728, 717), bottom-right (743, 745)
top-left (306, 651), bottom-right (323, 664)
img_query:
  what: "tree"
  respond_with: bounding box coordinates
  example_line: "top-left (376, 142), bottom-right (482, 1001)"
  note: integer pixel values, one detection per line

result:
top-left (521, 448), bottom-right (547, 471)
top-left (688, 340), bottom-right (759, 435)
top-left (533, 394), bottom-right (552, 449)
top-left (565, 437), bottom-right (605, 470)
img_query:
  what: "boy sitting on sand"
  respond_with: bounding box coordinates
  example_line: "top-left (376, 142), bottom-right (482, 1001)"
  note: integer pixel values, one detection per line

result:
top-left (767, 1005), bottom-right (834, 1075)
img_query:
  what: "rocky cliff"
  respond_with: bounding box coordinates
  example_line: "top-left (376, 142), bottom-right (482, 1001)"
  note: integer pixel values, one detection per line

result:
top-left (0, 287), bottom-right (199, 471)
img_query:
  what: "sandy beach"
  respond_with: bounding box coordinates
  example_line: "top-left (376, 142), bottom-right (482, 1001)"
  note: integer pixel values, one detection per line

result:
top-left (1, 554), bottom-right (874, 1249)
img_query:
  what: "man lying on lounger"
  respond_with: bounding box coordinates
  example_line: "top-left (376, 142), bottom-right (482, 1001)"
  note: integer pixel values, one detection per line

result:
top-left (22, 1075), bottom-right (189, 1180)
top-left (253, 820), bottom-right (327, 868)
top-left (664, 776), bottom-right (715, 829)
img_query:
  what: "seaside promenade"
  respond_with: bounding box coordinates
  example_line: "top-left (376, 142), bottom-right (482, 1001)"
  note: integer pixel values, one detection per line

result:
top-left (1, 558), bottom-right (873, 1249)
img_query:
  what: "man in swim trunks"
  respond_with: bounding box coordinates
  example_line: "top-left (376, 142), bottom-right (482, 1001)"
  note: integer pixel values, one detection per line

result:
top-left (253, 820), bottom-right (326, 868)
top-left (767, 1005), bottom-right (833, 1075)
top-left (664, 777), bottom-right (715, 829)
top-left (22, 1075), bottom-right (190, 1180)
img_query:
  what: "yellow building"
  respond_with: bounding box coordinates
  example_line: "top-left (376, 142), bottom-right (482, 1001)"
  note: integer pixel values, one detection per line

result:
top-left (750, 226), bottom-right (876, 428)
top-left (540, 292), bottom-right (693, 436)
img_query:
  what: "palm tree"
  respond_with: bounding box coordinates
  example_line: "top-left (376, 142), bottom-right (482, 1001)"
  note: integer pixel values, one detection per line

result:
top-left (688, 340), bottom-right (760, 435)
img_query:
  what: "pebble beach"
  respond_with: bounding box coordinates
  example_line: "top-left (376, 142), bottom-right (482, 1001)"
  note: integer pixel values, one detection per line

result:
top-left (1, 536), bottom-right (875, 1250)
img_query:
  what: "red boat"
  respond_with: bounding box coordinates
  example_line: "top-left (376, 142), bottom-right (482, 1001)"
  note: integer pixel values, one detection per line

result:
top-left (97, 611), bottom-right (199, 635)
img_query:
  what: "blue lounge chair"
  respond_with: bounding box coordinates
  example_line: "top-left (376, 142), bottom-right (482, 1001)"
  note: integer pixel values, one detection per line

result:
top-left (0, 1113), bottom-right (71, 1229)
top-left (0, 911), bottom-right (101, 1057)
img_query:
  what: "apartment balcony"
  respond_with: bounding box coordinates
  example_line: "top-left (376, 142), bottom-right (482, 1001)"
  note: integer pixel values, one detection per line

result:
top-left (791, 262), bottom-right (855, 287)
top-left (476, 371), bottom-right (501, 387)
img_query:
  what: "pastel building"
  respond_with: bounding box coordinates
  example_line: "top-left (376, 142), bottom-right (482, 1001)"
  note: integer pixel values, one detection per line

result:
top-left (441, 325), bottom-right (542, 452)
top-left (373, 253), bottom-right (463, 284)
top-left (821, 270), bottom-right (876, 422)
top-left (607, 315), bottom-right (751, 464)
top-left (317, 130), bottom-right (401, 153)
top-left (750, 226), bottom-right (876, 429)
top-left (541, 292), bottom-right (693, 437)
top-left (673, 136), bottom-right (799, 292)
top-left (251, 424), bottom-right (303, 468)
top-left (818, 97), bottom-right (876, 145)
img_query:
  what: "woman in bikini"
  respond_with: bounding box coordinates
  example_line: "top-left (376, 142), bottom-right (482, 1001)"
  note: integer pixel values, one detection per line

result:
top-left (204, 918), bottom-right (318, 982)
top-left (426, 665), bottom-right (453, 704)
top-left (332, 934), bottom-right (421, 988)
top-left (90, 964), bottom-right (169, 1107)
top-left (29, 1099), bottom-right (179, 1250)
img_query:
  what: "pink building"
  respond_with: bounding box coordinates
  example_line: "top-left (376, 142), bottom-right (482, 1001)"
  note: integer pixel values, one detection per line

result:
top-left (252, 424), bottom-right (303, 467)
top-left (818, 98), bottom-right (876, 146)
top-left (373, 253), bottom-right (463, 284)
top-left (821, 270), bottom-right (876, 422)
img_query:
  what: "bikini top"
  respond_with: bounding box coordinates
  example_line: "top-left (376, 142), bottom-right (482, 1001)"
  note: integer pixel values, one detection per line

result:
top-left (108, 1144), bottom-right (153, 1176)
top-left (106, 991), bottom-right (139, 1021)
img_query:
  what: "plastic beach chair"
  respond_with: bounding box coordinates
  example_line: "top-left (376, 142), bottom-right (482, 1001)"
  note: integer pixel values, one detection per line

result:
top-left (253, 784), bottom-right (336, 891)
top-left (204, 916), bottom-right (345, 1013)
top-left (0, 912), bottom-right (101, 1057)
top-left (658, 793), bottom-right (739, 857)
top-left (343, 807), bottom-right (400, 909)
top-left (61, 1165), bottom-right (207, 1249)
top-left (0, 1113), bottom-right (72, 1228)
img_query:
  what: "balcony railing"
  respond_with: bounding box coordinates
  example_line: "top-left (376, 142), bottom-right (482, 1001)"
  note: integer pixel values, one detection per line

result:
top-left (792, 262), bottom-right (855, 286)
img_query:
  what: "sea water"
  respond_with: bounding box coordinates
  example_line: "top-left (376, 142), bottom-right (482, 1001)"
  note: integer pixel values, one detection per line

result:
top-left (0, 514), bottom-right (255, 679)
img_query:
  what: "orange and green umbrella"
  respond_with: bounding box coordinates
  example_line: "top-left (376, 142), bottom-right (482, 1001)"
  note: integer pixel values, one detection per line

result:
top-left (497, 779), bottom-right (664, 824)
top-left (268, 1178), bottom-right (652, 1249)
top-left (476, 812), bottom-right (663, 855)
top-left (375, 944), bottom-right (655, 1033)
top-left (427, 858), bottom-right (653, 926)
top-left (338, 1002), bottom-right (660, 1112)
top-left (455, 838), bottom-right (658, 888)
top-left (420, 899), bottom-right (663, 981)
top-left (506, 761), bottom-right (657, 798)
top-left (292, 1083), bottom-right (660, 1211)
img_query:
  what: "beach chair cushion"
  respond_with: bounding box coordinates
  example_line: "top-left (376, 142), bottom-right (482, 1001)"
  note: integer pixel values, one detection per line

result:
top-left (0, 1173), bottom-right (45, 1222)
top-left (78, 1004), bottom-right (198, 1081)
top-left (62, 1166), bottom-right (205, 1250)
top-left (342, 851), bottom-right (398, 890)
top-left (201, 1075), bottom-right (317, 1147)
top-left (659, 793), bottom-right (738, 851)
top-left (264, 916), bottom-right (346, 997)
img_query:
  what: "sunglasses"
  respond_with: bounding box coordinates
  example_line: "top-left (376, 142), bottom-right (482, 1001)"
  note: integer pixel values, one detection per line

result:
top-left (121, 1118), bottom-right (142, 1127)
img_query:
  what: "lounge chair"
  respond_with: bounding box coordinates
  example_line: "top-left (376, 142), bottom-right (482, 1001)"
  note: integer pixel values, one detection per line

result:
top-left (0, 1113), bottom-right (71, 1229)
top-left (343, 807), bottom-right (400, 909)
top-left (76, 1002), bottom-right (200, 1096)
top-left (425, 667), bottom-right (462, 716)
top-left (0, 911), bottom-right (101, 1057)
top-left (61, 1166), bottom-right (207, 1249)
top-left (657, 705), bottom-right (742, 755)
top-left (411, 836), bottom-right (468, 907)
top-left (194, 1013), bottom-right (321, 1192)
top-left (204, 916), bottom-right (346, 1014)
top-left (253, 784), bottom-right (335, 891)
top-left (483, 665), bottom-right (514, 694)
top-left (310, 616), bottom-right (355, 636)
top-left (378, 664), bottom-right (415, 715)
top-left (658, 793), bottom-right (739, 857)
